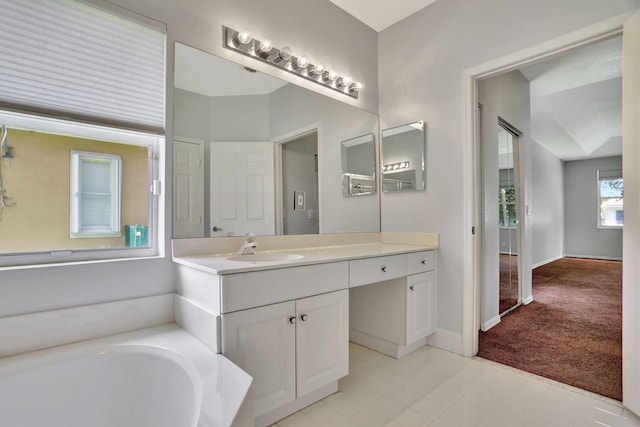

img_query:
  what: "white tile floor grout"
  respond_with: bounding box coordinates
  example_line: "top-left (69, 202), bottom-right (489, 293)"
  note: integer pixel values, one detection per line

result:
top-left (271, 343), bottom-right (640, 427)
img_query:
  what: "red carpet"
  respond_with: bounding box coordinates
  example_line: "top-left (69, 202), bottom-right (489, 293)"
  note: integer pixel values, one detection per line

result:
top-left (478, 257), bottom-right (622, 400)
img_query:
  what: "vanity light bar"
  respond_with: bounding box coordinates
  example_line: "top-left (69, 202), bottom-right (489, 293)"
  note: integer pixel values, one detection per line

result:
top-left (223, 26), bottom-right (363, 99)
top-left (382, 161), bottom-right (410, 172)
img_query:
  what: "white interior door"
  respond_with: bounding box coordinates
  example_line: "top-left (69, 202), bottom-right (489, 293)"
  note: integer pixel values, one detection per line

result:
top-left (173, 138), bottom-right (204, 238)
top-left (622, 10), bottom-right (640, 416)
top-left (210, 141), bottom-right (275, 237)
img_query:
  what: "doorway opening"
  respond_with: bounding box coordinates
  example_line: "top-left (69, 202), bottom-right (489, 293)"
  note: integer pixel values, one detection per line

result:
top-left (472, 33), bottom-right (623, 400)
top-left (277, 130), bottom-right (319, 235)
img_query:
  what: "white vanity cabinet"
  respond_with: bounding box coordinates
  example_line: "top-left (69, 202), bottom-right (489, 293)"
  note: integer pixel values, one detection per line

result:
top-left (221, 289), bottom-right (349, 426)
top-left (349, 250), bottom-right (436, 358)
top-left (406, 271), bottom-right (436, 343)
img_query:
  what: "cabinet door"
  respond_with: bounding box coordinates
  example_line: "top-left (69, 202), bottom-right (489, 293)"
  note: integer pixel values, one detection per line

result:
top-left (406, 271), bottom-right (435, 344)
top-left (221, 301), bottom-right (296, 417)
top-left (296, 290), bottom-right (349, 397)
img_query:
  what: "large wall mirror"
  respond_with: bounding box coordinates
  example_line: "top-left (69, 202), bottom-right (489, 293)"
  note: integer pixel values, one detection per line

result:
top-left (381, 121), bottom-right (426, 192)
top-left (341, 133), bottom-right (376, 197)
top-left (173, 42), bottom-right (380, 238)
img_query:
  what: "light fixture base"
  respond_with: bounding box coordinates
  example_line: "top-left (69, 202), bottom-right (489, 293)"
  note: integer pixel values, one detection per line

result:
top-left (223, 26), bottom-right (360, 100)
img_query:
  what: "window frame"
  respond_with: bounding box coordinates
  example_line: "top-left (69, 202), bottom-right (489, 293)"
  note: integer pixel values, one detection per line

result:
top-left (70, 150), bottom-right (122, 238)
top-left (597, 171), bottom-right (624, 230)
top-left (0, 110), bottom-right (164, 269)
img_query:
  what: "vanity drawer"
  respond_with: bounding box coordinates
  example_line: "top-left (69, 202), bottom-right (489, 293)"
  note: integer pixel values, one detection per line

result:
top-left (408, 251), bottom-right (434, 274)
top-left (350, 254), bottom-right (408, 288)
top-left (220, 261), bottom-right (349, 313)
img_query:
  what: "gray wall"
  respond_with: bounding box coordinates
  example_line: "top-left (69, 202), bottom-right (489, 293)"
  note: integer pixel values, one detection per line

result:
top-left (532, 141), bottom-right (564, 267)
top-left (478, 70), bottom-right (531, 329)
top-left (344, 142), bottom-right (375, 176)
top-left (378, 0), bottom-right (638, 345)
top-left (269, 84), bottom-right (380, 233)
top-left (564, 156), bottom-right (622, 259)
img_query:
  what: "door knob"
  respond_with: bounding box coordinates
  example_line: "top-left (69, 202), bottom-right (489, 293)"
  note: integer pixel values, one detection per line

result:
top-left (289, 316), bottom-right (296, 324)
top-left (300, 314), bottom-right (308, 322)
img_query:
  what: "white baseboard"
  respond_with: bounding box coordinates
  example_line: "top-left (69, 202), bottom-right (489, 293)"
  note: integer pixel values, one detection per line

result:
top-left (522, 295), bottom-right (534, 305)
top-left (532, 255), bottom-right (563, 269)
top-left (426, 329), bottom-right (463, 355)
top-left (481, 315), bottom-right (501, 332)
top-left (563, 253), bottom-right (622, 261)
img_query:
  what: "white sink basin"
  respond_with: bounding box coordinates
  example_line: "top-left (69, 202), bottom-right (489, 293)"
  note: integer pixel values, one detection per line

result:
top-left (226, 253), bottom-right (304, 263)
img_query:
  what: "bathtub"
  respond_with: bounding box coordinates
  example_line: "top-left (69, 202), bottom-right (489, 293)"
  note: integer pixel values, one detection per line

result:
top-left (0, 324), bottom-right (253, 427)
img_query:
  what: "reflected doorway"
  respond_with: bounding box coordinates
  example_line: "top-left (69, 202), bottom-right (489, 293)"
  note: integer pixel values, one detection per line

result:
top-left (497, 121), bottom-right (521, 316)
top-left (279, 131), bottom-right (319, 235)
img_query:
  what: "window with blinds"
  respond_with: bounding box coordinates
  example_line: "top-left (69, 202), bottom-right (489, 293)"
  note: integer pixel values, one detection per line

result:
top-left (0, 0), bottom-right (166, 131)
top-left (0, 0), bottom-right (165, 267)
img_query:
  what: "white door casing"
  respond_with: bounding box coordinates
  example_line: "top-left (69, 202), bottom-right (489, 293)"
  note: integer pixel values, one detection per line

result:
top-left (173, 138), bottom-right (204, 238)
top-left (210, 141), bottom-right (275, 237)
top-left (622, 9), bottom-right (640, 416)
top-left (464, 10), bottom-right (640, 416)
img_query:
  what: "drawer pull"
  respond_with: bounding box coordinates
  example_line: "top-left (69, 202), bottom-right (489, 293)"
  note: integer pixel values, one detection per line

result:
top-left (421, 259), bottom-right (426, 265)
top-left (410, 285), bottom-right (415, 291)
top-left (289, 316), bottom-right (297, 324)
top-left (300, 314), bottom-right (308, 322)
top-left (381, 266), bottom-right (387, 272)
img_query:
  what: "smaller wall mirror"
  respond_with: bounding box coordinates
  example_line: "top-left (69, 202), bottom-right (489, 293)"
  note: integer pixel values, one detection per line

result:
top-left (341, 133), bottom-right (376, 197)
top-left (381, 121), bottom-right (425, 192)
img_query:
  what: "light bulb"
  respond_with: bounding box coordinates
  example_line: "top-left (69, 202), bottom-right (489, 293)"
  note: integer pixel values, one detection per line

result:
top-left (314, 64), bottom-right (325, 75)
top-left (279, 46), bottom-right (292, 60)
top-left (323, 69), bottom-right (338, 83)
top-left (295, 55), bottom-right (309, 69)
top-left (237, 31), bottom-right (252, 45)
top-left (350, 81), bottom-right (364, 92)
top-left (254, 39), bottom-right (273, 59)
top-left (259, 39), bottom-right (272, 53)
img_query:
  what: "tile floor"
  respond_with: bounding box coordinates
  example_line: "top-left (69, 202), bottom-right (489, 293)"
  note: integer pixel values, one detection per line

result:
top-left (271, 343), bottom-right (640, 427)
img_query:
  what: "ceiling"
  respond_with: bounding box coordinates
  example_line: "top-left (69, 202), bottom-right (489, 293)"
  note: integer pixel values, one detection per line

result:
top-left (328, 0), bottom-right (438, 31)
top-left (519, 36), bottom-right (622, 161)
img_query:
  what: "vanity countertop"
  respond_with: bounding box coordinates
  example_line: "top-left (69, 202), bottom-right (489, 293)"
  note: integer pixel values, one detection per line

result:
top-left (173, 240), bottom-right (438, 275)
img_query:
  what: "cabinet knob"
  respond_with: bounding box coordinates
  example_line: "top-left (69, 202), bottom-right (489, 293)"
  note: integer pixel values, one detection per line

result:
top-left (300, 314), bottom-right (308, 322)
top-left (410, 285), bottom-right (415, 291)
top-left (381, 266), bottom-right (387, 272)
top-left (289, 316), bottom-right (296, 324)
top-left (212, 226), bottom-right (223, 232)
top-left (421, 259), bottom-right (426, 265)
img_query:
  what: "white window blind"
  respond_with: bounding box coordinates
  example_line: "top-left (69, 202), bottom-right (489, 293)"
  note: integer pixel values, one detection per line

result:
top-left (0, 0), bottom-right (166, 131)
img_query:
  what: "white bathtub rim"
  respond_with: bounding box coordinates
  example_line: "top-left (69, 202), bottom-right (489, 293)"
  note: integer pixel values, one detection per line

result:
top-left (0, 323), bottom-right (252, 427)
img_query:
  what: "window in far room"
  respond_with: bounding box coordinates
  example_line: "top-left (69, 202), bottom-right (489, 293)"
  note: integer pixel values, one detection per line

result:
top-left (598, 168), bottom-right (623, 228)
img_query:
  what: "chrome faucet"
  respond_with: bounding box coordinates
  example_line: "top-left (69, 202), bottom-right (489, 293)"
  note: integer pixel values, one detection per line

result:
top-left (237, 233), bottom-right (257, 255)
